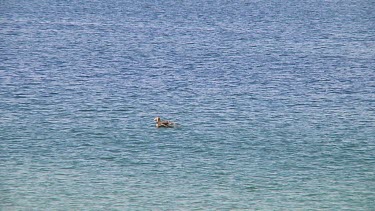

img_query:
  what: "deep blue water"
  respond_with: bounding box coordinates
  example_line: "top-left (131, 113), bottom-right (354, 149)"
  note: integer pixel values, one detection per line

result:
top-left (1, 0), bottom-right (375, 210)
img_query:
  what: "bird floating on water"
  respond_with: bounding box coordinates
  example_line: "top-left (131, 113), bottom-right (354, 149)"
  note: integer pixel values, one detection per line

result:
top-left (154, 117), bottom-right (176, 128)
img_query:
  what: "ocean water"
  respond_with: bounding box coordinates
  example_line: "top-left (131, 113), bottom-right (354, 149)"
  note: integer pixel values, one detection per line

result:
top-left (1, 0), bottom-right (374, 210)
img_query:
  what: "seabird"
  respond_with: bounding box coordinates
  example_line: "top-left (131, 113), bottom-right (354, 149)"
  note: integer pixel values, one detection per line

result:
top-left (154, 117), bottom-right (176, 128)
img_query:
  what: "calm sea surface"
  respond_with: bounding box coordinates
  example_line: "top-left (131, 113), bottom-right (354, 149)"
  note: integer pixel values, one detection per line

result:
top-left (1, 0), bottom-right (374, 210)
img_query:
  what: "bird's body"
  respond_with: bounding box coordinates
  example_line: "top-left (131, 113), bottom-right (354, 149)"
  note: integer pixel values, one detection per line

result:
top-left (154, 117), bottom-right (176, 128)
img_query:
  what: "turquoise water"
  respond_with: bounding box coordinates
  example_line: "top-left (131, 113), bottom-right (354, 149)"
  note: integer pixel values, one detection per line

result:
top-left (1, 0), bottom-right (375, 210)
